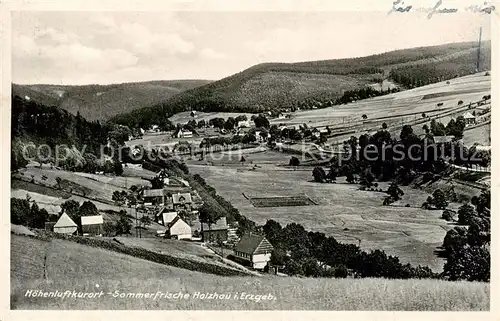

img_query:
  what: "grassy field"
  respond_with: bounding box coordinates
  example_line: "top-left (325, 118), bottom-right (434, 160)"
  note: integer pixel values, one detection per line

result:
top-left (273, 72), bottom-right (490, 131)
top-left (13, 167), bottom-right (149, 202)
top-left (113, 237), bottom-right (239, 271)
top-left (11, 234), bottom-right (489, 310)
top-left (462, 122), bottom-right (491, 147)
top-left (169, 111), bottom-right (257, 125)
top-left (190, 164), bottom-right (453, 271)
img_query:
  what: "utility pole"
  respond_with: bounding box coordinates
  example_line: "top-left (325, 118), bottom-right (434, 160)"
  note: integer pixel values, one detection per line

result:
top-left (477, 26), bottom-right (482, 72)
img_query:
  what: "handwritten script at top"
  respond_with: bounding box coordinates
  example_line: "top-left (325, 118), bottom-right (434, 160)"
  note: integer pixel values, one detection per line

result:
top-left (388, 0), bottom-right (496, 18)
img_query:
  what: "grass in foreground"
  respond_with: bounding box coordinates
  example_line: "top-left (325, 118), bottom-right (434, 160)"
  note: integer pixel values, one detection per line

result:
top-left (11, 235), bottom-right (489, 310)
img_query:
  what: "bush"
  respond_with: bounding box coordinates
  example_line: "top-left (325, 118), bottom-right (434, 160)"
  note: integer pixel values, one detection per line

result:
top-left (441, 209), bottom-right (455, 222)
top-left (334, 264), bottom-right (349, 278)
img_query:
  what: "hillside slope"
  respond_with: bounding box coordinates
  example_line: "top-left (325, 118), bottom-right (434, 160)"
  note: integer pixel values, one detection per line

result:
top-left (111, 41), bottom-right (491, 129)
top-left (11, 234), bottom-right (489, 310)
top-left (12, 80), bottom-right (212, 121)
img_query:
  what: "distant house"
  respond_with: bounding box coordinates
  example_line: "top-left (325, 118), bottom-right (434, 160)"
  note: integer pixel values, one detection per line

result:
top-left (237, 120), bottom-right (251, 128)
top-left (142, 189), bottom-right (165, 206)
top-left (201, 217), bottom-right (228, 242)
top-left (463, 112), bottom-right (476, 125)
top-left (166, 216), bottom-right (192, 240)
top-left (176, 129), bottom-right (193, 138)
top-left (312, 128), bottom-right (321, 138)
top-left (432, 135), bottom-right (455, 144)
top-left (81, 215), bottom-right (103, 236)
top-left (53, 213), bottom-right (78, 235)
top-left (172, 192), bottom-right (193, 211)
top-left (233, 234), bottom-right (274, 269)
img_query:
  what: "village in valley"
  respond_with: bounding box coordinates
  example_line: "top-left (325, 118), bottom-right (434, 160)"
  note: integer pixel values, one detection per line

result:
top-left (9, 11), bottom-right (493, 311)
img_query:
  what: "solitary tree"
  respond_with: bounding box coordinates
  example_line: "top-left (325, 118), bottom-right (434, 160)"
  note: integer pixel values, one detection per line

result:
top-left (457, 203), bottom-right (476, 226)
top-left (431, 189), bottom-right (448, 210)
top-left (312, 167), bottom-right (327, 183)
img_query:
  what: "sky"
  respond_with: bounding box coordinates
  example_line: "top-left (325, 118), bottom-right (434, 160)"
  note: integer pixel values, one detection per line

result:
top-left (11, 10), bottom-right (491, 85)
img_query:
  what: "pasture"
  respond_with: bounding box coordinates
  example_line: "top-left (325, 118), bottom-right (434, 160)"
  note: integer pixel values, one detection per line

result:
top-left (13, 167), bottom-right (151, 203)
top-left (190, 163), bottom-right (453, 271)
top-left (274, 72), bottom-right (490, 131)
top-left (169, 111), bottom-right (257, 125)
top-left (11, 234), bottom-right (489, 310)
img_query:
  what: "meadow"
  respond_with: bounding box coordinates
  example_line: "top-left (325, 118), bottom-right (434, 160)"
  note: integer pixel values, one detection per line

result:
top-left (190, 163), bottom-right (453, 271)
top-left (11, 234), bottom-right (489, 310)
top-left (272, 72), bottom-right (490, 131)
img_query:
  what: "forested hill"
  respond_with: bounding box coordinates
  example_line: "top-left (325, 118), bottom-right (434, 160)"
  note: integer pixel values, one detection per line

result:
top-left (12, 79), bottom-right (212, 122)
top-left (110, 41), bottom-right (490, 129)
top-left (11, 94), bottom-right (108, 170)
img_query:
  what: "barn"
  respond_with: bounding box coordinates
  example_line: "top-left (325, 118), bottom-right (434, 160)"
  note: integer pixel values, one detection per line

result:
top-left (53, 213), bottom-right (78, 235)
top-left (201, 217), bottom-right (228, 243)
top-left (81, 215), bottom-right (104, 236)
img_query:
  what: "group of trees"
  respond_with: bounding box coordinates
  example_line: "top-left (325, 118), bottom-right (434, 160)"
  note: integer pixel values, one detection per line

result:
top-left (262, 220), bottom-right (437, 279)
top-left (11, 96), bottom-right (108, 171)
top-left (427, 118), bottom-right (466, 139)
top-left (389, 59), bottom-right (487, 89)
top-left (312, 122), bottom-right (479, 188)
top-left (441, 190), bottom-right (490, 281)
top-left (59, 200), bottom-right (99, 234)
top-left (191, 173), bottom-right (256, 237)
top-left (11, 197), bottom-right (50, 229)
top-left (11, 95), bottom-right (127, 175)
top-left (334, 86), bottom-right (400, 105)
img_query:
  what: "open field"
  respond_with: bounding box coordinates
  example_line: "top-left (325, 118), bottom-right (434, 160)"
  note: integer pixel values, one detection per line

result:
top-left (169, 111), bottom-right (257, 125)
top-left (11, 234), bottom-right (489, 310)
top-left (462, 122), bottom-right (491, 147)
top-left (13, 167), bottom-right (137, 202)
top-left (113, 237), bottom-right (240, 271)
top-left (190, 164), bottom-right (453, 271)
top-left (273, 72), bottom-right (490, 130)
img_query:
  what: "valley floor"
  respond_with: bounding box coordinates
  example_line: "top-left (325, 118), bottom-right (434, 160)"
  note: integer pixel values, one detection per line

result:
top-left (188, 161), bottom-right (456, 272)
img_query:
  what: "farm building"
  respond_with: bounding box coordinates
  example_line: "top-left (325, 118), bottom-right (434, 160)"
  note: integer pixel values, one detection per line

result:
top-left (142, 189), bottom-right (165, 206)
top-left (432, 135), bottom-right (455, 144)
top-left (81, 215), bottom-right (103, 236)
top-left (53, 213), bottom-right (78, 235)
top-left (237, 120), bottom-right (251, 128)
top-left (156, 207), bottom-right (178, 226)
top-left (165, 216), bottom-right (192, 240)
top-left (201, 217), bottom-right (228, 243)
top-left (176, 128), bottom-right (193, 138)
top-left (463, 112), bottom-right (476, 125)
top-left (233, 234), bottom-right (274, 270)
top-left (172, 192), bottom-right (193, 211)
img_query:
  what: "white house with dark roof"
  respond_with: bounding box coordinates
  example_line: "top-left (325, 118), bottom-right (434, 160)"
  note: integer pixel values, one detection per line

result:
top-left (234, 234), bottom-right (274, 269)
top-left (166, 216), bottom-right (192, 240)
top-left (53, 212), bottom-right (78, 235)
